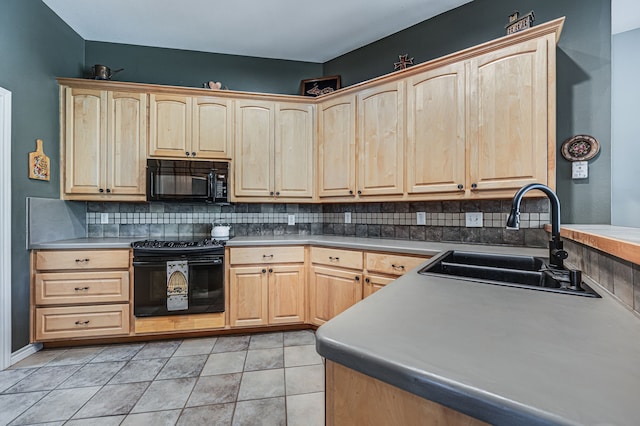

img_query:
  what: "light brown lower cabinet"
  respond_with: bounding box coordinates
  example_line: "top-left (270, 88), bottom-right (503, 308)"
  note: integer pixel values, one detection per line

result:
top-left (229, 264), bottom-right (306, 327)
top-left (363, 274), bottom-right (395, 298)
top-left (309, 265), bottom-right (362, 326)
top-left (32, 249), bottom-right (132, 342)
top-left (325, 360), bottom-right (488, 426)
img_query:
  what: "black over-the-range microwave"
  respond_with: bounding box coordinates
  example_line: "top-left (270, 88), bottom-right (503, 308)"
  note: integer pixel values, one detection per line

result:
top-left (146, 159), bottom-right (229, 204)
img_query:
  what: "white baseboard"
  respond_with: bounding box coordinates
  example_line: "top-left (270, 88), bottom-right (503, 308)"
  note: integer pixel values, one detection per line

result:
top-left (11, 343), bottom-right (43, 366)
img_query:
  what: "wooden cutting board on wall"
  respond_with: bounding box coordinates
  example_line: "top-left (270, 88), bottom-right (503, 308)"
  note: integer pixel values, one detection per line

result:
top-left (28, 138), bottom-right (50, 181)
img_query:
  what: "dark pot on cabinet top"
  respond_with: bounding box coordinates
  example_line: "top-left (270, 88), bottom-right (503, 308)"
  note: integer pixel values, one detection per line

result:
top-left (91, 64), bottom-right (123, 80)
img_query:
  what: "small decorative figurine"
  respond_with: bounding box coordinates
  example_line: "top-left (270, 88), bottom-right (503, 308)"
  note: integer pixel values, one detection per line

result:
top-left (394, 54), bottom-right (414, 71)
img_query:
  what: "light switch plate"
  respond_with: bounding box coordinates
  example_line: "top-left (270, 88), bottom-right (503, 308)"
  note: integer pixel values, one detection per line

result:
top-left (100, 213), bottom-right (108, 224)
top-left (572, 161), bottom-right (588, 179)
top-left (465, 212), bottom-right (483, 228)
top-left (344, 212), bottom-right (352, 224)
top-left (416, 212), bottom-right (426, 226)
top-left (288, 214), bottom-right (296, 226)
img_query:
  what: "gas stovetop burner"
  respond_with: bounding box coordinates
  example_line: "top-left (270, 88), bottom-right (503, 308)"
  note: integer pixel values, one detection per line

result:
top-left (132, 238), bottom-right (226, 251)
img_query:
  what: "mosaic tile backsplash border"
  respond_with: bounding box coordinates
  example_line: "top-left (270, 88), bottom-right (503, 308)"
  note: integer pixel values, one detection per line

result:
top-left (86, 199), bottom-right (550, 247)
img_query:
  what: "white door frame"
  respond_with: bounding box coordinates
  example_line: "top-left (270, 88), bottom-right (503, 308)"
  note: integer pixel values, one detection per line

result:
top-left (0, 87), bottom-right (12, 370)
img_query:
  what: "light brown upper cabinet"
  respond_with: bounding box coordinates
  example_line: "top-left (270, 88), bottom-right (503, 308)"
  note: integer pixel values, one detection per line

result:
top-left (62, 87), bottom-right (147, 201)
top-left (234, 99), bottom-right (314, 201)
top-left (318, 82), bottom-right (405, 200)
top-left (148, 94), bottom-right (232, 159)
top-left (406, 62), bottom-right (466, 196)
top-left (357, 81), bottom-right (405, 197)
top-left (467, 36), bottom-right (551, 195)
top-left (317, 94), bottom-right (357, 198)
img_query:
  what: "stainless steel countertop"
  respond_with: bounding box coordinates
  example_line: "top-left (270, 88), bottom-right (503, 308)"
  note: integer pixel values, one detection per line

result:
top-left (316, 263), bottom-right (640, 425)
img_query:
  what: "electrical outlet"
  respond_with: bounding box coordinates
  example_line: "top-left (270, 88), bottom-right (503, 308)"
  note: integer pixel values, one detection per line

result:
top-left (465, 212), bottom-right (483, 228)
top-left (416, 212), bottom-right (426, 225)
top-left (344, 212), bottom-right (352, 224)
top-left (100, 213), bottom-right (109, 224)
top-left (288, 214), bottom-right (296, 226)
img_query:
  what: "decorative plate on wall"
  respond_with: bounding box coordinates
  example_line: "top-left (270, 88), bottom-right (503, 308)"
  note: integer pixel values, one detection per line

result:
top-left (561, 134), bottom-right (600, 162)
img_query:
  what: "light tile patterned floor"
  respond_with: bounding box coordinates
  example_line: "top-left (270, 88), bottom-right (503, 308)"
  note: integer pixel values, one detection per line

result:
top-left (0, 330), bottom-right (324, 426)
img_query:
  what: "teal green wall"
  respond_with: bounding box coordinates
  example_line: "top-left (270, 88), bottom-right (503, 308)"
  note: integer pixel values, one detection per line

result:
top-left (0, 0), bottom-right (85, 352)
top-left (324, 0), bottom-right (612, 225)
top-left (85, 42), bottom-right (322, 95)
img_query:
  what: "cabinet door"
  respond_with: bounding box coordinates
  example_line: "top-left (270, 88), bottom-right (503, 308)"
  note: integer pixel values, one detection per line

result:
top-left (268, 265), bottom-right (305, 324)
top-left (363, 275), bottom-right (395, 298)
top-left (192, 96), bottom-right (233, 159)
top-left (234, 100), bottom-right (274, 197)
top-left (229, 266), bottom-right (268, 327)
top-left (406, 63), bottom-right (466, 195)
top-left (106, 91), bottom-right (147, 196)
top-left (357, 81), bottom-right (405, 196)
top-left (317, 94), bottom-right (356, 198)
top-left (309, 266), bottom-right (362, 326)
top-left (149, 94), bottom-right (192, 158)
top-left (274, 102), bottom-right (314, 199)
top-left (64, 87), bottom-right (106, 195)
top-left (467, 36), bottom-right (550, 192)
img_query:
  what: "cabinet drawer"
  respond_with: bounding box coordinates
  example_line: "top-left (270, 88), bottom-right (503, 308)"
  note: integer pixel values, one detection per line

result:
top-left (35, 271), bottom-right (130, 305)
top-left (35, 304), bottom-right (130, 341)
top-left (311, 247), bottom-right (363, 270)
top-left (365, 252), bottom-right (430, 276)
top-left (229, 246), bottom-right (304, 265)
top-left (36, 250), bottom-right (130, 271)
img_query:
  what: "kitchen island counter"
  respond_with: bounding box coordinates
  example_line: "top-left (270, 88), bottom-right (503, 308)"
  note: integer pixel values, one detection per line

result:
top-left (316, 259), bottom-right (640, 425)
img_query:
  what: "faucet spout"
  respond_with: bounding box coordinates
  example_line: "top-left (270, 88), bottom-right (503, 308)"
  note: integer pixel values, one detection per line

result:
top-left (506, 183), bottom-right (567, 269)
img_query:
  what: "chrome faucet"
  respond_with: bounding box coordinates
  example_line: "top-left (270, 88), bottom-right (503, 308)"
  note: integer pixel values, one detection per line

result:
top-left (506, 183), bottom-right (568, 269)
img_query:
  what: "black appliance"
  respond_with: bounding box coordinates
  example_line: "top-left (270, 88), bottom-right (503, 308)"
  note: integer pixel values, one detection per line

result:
top-left (132, 238), bottom-right (226, 317)
top-left (146, 159), bottom-right (229, 203)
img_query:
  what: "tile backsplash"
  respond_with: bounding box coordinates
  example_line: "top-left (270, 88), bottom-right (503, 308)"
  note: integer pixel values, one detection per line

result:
top-left (86, 198), bottom-right (550, 247)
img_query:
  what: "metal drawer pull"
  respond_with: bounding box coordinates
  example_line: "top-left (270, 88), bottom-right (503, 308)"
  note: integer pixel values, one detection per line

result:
top-left (75, 258), bottom-right (90, 263)
top-left (262, 254), bottom-right (274, 259)
top-left (329, 256), bottom-right (340, 261)
top-left (391, 264), bottom-right (405, 270)
top-left (74, 287), bottom-right (90, 291)
top-left (75, 320), bottom-right (90, 326)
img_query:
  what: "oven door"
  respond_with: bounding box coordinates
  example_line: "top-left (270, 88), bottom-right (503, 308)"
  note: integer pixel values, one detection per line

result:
top-left (133, 255), bottom-right (224, 317)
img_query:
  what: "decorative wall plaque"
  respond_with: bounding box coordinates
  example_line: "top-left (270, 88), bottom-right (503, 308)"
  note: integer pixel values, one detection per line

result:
top-left (561, 134), bottom-right (600, 162)
top-left (28, 139), bottom-right (50, 181)
top-left (506, 10), bottom-right (535, 35)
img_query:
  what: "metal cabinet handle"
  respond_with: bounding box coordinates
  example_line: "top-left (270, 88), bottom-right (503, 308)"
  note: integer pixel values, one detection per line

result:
top-left (262, 254), bottom-right (274, 259)
top-left (471, 183), bottom-right (478, 189)
top-left (365, 278), bottom-right (370, 283)
top-left (106, 188), bottom-right (111, 193)
top-left (75, 320), bottom-right (90, 326)
top-left (457, 184), bottom-right (464, 190)
top-left (270, 191), bottom-right (274, 196)
top-left (268, 268), bottom-right (273, 273)
top-left (262, 269), bottom-right (267, 273)
top-left (186, 151), bottom-right (190, 156)
top-left (74, 287), bottom-right (90, 291)
top-left (192, 152), bottom-right (196, 157)
top-left (391, 264), bottom-right (405, 270)
top-left (275, 191), bottom-right (280, 196)
top-left (75, 258), bottom-right (90, 263)
top-left (357, 190), bottom-right (362, 195)
top-left (355, 276), bottom-right (360, 282)
top-left (329, 256), bottom-right (340, 261)
top-left (99, 188), bottom-right (104, 193)
top-left (349, 190), bottom-right (354, 195)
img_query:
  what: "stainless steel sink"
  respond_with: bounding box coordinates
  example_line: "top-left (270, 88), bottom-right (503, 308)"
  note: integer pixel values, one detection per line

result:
top-left (418, 250), bottom-right (600, 298)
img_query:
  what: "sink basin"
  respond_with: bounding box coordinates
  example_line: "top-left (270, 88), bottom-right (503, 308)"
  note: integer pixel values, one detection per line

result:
top-left (418, 250), bottom-right (600, 298)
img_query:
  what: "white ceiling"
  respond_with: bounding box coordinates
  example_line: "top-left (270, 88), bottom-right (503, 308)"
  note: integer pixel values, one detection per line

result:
top-left (42, 0), bottom-right (472, 62)
top-left (42, 0), bottom-right (640, 62)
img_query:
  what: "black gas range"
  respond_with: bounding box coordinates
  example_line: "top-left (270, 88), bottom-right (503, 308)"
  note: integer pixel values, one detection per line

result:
top-left (131, 238), bottom-right (226, 257)
top-left (131, 238), bottom-right (227, 317)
